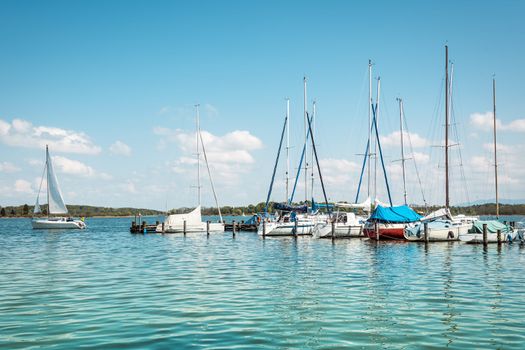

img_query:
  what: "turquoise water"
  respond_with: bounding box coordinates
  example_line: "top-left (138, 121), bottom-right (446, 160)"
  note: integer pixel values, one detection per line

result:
top-left (1, 216), bottom-right (524, 349)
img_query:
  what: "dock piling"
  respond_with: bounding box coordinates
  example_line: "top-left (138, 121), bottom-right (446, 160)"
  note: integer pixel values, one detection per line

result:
top-left (375, 222), bottom-right (379, 241)
top-left (483, 223), bottom-right (488, 246)
top-left (183, 220), bottom-right (186, 236)
top-left (162, 222), bottom-right (165, 233)
top-left (232, 220), bottom-right (236, 237)
top-left (262, 220), bottom-right (266, 238)
top-left (497, 229), bottom-right (502, 245)
top-left (294, 219), bottom-right (298, 238)
top-left (424, 222), bottom-right (429, 243)
top-left (331, 220), bottom-right (335, 241)
top-left (207, 221), bottom-right (210, 236)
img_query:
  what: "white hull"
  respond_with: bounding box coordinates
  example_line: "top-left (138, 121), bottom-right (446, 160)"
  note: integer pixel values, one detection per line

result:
top-left (404, 222), bottom-right (471, 241)
top-left (155, 222), bottom-right (224, 233)
top-left (257, 220), bottom-right (316, 236)
top-left (459, 230), bottom-right (518, 244)
top-left (317, 224), bottom-right (364, 238)
top-left (32, 218), bottom-right (86, 229)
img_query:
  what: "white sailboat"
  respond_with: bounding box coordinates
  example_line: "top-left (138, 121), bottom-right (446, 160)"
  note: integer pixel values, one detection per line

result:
top-left (459, 78), bottom-right (518, 243)
top-left (156, 105), bottom-right (224, 234)
top-left (32, 145), bottom-right (86, 229)
top-left (404, 46), bottom-right (472, 241)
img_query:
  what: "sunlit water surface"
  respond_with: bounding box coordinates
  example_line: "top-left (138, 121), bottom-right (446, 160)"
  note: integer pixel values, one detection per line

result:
top-left (1, 216), bottom-right (524, 349)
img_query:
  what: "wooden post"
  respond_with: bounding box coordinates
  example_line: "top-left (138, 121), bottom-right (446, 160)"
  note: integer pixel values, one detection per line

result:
top-left (206, 220), bottom-right (210, 236)
top-left (294, 219), bottom-right (298, 238)
top-left (483, 223), bottom-right (488, 246)
top-left (141, 220), bottom-right (146, 234)
top-left (262, 220), bottom-right (266, 238)
top-left (375, 222), bottom-right (379, 241)
top-left (424, 222), bottom-right (429, 243)
top-left (232, 220), bottom-right (236, 237)
top-left (331, 220), bottom-right (335, 241)
top-left (183, 220), bottom-right (186, 236)
top-left (497, 229), bottom-right (502, 245)
top-left (162, 222), bottom-right (165, 233)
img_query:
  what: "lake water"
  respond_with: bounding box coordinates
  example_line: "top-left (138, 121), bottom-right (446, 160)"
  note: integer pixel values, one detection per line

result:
top-left (1, 216), bottom-right (524, 349)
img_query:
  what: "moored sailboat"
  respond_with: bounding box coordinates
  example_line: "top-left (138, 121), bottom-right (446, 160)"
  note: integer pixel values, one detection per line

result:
top-left (156, 105), bottom-right (224, 234)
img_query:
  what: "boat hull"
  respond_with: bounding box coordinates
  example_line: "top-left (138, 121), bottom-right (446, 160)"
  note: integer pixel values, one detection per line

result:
top-left (32, 218), bottom-right (86, 229)
top-left (257, 221), bottom-right (314, 236)
top-left (459, 230), bottom-right (519, 244)
top-left (155, 222), bottom-right (224, 233)
top-left (404, 222), bottom-right (471, 241)
top-left (318, 224), bottom-right (364, 238)
top-left (364, 223), bottom-right (407, 240)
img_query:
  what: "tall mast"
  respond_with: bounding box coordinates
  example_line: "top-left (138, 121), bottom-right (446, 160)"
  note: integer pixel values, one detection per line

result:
top-left (311, 100), bottom-right (316, 199)
top-left (286, 98), bottom-right (290, 202)
top-left (398, 98), bottom-right (408, 205)
top-left (368, 60), bottom-right (372, 198)
top-left (303, 76), bottom-right (308, 203)
top-left (46, 144), bottom-right (50, 218)
top-left (493, 77), bottom-right (499, 218)
top-left (374, 76), bottom-right (381, 202)
top-left (195, 104), bottom-right (201, 207)
top-left (445, 45), bottom-right (450, 210)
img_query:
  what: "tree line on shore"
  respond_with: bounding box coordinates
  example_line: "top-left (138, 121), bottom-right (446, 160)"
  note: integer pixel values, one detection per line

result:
top-left (1, 202), bottom-right (525, 218)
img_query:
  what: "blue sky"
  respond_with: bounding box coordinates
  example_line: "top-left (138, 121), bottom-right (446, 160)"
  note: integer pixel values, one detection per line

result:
top-left (1, 0), bottom-right (524, 210)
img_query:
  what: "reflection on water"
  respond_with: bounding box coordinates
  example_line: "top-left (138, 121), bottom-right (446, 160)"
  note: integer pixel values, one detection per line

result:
top-left (0, 217), bottom-right (524, 349)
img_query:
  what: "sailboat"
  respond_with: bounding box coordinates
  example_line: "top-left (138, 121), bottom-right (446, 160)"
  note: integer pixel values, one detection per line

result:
top-left (32, 145), bottom-right (87, 229)
top-left (156, 105), bottom-right (224, 234)
top-left (459, 78), bottom-right (518, 243)
top-left (404, 46), bottom-right (474, 241)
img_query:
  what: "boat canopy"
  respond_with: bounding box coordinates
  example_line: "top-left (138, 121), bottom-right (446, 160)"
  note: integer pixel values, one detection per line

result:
top-left (469, 220), bottom-right (512, 234)
top-left (274, 203), bottom-right (308, 213)
top-left (164, 206), bottom-right (202, 226)
top-left (368, 205), bottom-right (421, 223)
top-left (421, 208), bottom-right (452, 221)
top-left (336, 197), bottom-right (371, 212)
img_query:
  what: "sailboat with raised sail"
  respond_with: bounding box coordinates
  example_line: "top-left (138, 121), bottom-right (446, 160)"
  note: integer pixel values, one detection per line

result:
top-left (32, 145), bottom-right (86, 229)
top-left (156, 105), bottom-right (224, 233)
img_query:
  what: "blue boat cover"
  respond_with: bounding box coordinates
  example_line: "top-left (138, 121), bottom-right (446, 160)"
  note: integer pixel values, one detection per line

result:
top-left (274, 203), bottom-right (308, 213)
top-left (368, 205), bottom-right (421, 223)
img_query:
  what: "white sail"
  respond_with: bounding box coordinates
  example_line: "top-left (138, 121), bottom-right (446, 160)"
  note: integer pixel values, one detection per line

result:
top-left (34, 196), bottom-right (41, 214)
top-left (164, 205), bottom-right (202, 227)
top-left (46, 148), bottom-right (68, 214)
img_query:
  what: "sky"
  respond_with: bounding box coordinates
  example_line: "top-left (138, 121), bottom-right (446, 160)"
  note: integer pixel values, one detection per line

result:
top-left (1, 0), bottom-right (524, 210)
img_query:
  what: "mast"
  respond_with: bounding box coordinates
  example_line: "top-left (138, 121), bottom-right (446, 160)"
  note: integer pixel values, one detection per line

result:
top-left (398, 98), bottom-right (408, 205)
top-left (374, 76), bottom-right (381, 202)
top-left (303, 76), bottom-right (308, 204)
top-left (368, 60), bottom-right (372, 198)
top-left (311, 100), bottom-right (316, 200)
top-left (46, 144), bottom-right (50, 218)
top-left (493, 77), bottom-right (499, 218)
top-left (286, 98), bottom-right (290, 203)
top-left (445, 45), bottom-right (450, 210)
top-left (195, 104), bottom-right (202, 207)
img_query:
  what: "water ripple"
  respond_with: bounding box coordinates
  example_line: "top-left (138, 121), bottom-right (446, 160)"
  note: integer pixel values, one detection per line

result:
top-left (0, 217), bottom-right (524, 349)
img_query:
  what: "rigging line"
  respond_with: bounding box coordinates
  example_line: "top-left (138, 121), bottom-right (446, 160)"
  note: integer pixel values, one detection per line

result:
top-left (199, 127), bottom-right (223, 222)
top-left (265, 115), bottom-right (288, 213)
top-left (372, 103), bottom-right (393, 206)
top-left (289, 114), bottom-right (313, 204)
top-left (403, 112), bottom-right (428, 208)
top-left (354, 139), bottom-right (370, 204)
top-left (449, 84), bottom-right (471, 205)
top-left (306, 112), bottom-right (331, 215)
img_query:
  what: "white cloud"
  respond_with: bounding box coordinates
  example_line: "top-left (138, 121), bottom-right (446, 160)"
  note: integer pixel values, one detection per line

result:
top-left (0, 118), bottom-right (101, 154)
top-left (154, 127), bottom-right (263, 183)
top-left (52, 156), bottom-right (111, 179)
top-left (14, 179), bottom-right (33, 193)
top-left (109, 141), bottom-right (131, 156)
top-left (380, 131), bottom-right (429, 148)
top-left (0, 161), bottom-right (20, 173)
top-left (120, 180), bottom-right (137, 194)
top-left (470, 111), bottom-right (525, 132)
top-left (319, 158), bottom-right (359, 186)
